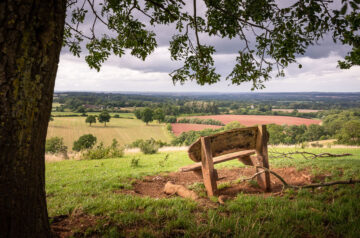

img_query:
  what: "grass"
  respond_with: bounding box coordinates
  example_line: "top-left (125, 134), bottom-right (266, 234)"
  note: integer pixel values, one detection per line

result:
top-left (47, 116), bottom-right (172, 149)
top-left (46, 148), bottom-right (360, 237)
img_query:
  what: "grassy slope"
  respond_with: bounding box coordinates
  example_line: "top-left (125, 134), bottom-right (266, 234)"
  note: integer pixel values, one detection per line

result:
top-left (47, 116), bottom-right (172, 149)
top-left (46, 148), bottom-right (360, 237)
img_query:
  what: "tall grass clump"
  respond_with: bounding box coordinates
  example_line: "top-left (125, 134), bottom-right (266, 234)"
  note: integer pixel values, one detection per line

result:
top-left (138, 138), bottom-right (159, 154)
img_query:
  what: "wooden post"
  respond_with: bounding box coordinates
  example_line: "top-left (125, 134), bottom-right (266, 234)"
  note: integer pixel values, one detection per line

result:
top-left (255, 125), bottom-right (271, 192)
top-left (200, 137), bottom-right (217, 196)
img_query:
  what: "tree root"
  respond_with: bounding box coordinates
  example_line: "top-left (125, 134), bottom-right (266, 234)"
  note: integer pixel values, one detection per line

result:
top-left (269, 150), bottom-right (352, 160)
top-left (255, 166), bottom-right (360, 190)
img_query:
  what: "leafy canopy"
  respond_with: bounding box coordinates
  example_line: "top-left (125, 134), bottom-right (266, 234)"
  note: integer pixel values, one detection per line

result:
top-left (64, 0), bottom-right (360, 89)
top-left (73, 134), bottom-right (97, 151)
top-left (141, 107), bottom-right (153, 124)
top-left (98, 111), bottom-right (111, 125)
top-left (85, 115), bottom-right (96, 125)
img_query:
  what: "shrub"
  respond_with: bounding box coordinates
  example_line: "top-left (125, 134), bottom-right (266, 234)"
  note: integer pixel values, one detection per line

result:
top-left (139, 138), bottom-right (159, 154)
top-left (130, 157), bottom-right (140, 168)
top-left (177, 118), bottom-right (224, 126)
top-left (45, 137), bottom-right (67, 154)
top-left (109, 139), bottom-right (124, 157)
top-left (223, 121), bottom-right (245, 130)
top-left (171, 128), bottom-right (222, 146)
top-left (164, 116), bottom-right (177, 123)
top-left (73, 134), bottom-right (97, 151)
top-left (166, 123), bottom-right (172, 132)
top-left (128, 138), bottom-right (167, 149)
top-left (81, 139), bottom-right (124, 160)
top-left (113, 114), bottom-right (120, 118)
top-left (134, 109), bottom-right (142, 119)
top-left (82, 142), bottom-right (108, 160)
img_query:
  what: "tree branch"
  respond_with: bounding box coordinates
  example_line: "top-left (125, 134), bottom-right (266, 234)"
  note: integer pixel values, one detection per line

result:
top-left (86, 0), bottom-right (109, 27)
top-left (193, 0), bottom-right (203, 61)
top-left (65, 22), bottom-right (92, 40)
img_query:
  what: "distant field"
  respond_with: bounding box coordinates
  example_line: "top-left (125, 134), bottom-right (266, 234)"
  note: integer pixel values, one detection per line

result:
top-left (184, 115), bottom-right (321, 126)
top-left (172, 115), bottom-right (321, 135)
top-left (272, 109), bottom-right (321, 113)
top-left (171, 123), bottom-right (222, 136)
top-left (47, 117), bottom-right (172, 150)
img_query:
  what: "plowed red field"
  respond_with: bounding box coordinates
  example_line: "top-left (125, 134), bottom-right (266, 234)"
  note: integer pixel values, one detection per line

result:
top-left (171, 123), bottom-right (222, 136)
top-left (186, 115), bottom-right (321, 126)
top-left (172, 115), bottom-right (321, 136)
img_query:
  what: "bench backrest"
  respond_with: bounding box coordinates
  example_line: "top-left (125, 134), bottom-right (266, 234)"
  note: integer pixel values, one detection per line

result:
top-left (188, 126), bottom-right (260, 162)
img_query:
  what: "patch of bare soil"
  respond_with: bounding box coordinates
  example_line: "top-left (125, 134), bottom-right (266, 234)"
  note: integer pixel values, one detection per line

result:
top-left (51, 209), bottom-right (102, 238)
top-left (117, 167), bottom-right (317, 199)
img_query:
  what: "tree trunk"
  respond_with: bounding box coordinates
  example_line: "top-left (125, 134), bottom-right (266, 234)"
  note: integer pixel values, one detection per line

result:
top-left (0, 0), bottom-right (66, 237)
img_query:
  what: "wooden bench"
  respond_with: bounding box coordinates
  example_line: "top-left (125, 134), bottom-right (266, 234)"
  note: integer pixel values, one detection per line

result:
top-left (179, 125), bottom-right (271, 196)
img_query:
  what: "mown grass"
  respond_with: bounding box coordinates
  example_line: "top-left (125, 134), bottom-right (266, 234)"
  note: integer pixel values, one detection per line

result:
top-left (46, 148), bottom-right (360, 237)
top-left (47, 115), bottom-right (172, 149)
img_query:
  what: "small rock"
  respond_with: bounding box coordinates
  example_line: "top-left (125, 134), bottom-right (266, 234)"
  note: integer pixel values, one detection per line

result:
top-left (218, 195), bottom-right (231, 204)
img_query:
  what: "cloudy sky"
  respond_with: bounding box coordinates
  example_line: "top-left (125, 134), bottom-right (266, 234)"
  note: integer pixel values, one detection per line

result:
top-left (55, 2), bottom-right (360, 93)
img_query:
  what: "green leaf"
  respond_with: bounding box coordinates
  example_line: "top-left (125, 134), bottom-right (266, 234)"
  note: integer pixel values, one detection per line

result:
top-left (341, 4), bottom-right (348, 15)
top-left (350, 1), bottom-right (359, 9)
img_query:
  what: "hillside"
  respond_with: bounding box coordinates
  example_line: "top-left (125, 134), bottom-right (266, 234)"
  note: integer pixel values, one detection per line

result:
top-left (47, 117), bottom-right (172, 149)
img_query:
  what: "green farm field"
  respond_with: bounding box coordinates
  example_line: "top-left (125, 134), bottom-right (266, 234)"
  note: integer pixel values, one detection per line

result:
top-left (47, 116), bottom-right (172, 149)
top-left (47, 148), bottom-right (360, 237)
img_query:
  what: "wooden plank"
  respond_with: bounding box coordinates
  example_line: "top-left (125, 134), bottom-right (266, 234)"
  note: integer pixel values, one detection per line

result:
top-left (188, 127), bottom-right (258, 162)
top-left (180, 149), bottom-right (256, 172)
top-left (201, 137), bottom-right (217, 196)
top-left (255, 125), bottom-right (271, 192)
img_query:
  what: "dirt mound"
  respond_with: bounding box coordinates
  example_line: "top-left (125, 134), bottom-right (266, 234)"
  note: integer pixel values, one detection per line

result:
top-left (118, 167), bottom-right (314, 199)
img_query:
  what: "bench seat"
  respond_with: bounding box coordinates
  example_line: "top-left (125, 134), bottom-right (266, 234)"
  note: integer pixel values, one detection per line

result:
top-left (180, 149), bottom-right (256, 172)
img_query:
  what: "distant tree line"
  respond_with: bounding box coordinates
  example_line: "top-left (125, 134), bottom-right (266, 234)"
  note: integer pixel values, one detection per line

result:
top-left (172, 110), bottom-right (360, 146)
top-left (52, 93), bottom-right (360, 121)
top-left (177, 118), bottom-right (224, 126)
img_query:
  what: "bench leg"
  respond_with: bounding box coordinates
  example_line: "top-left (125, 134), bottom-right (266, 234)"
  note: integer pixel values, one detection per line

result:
top-left (255, 125), bottom-right (271, 192)
top-left (254, 155), bottom-right (271, 192)
top-left (201, 137), bottom-right (217, 196)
